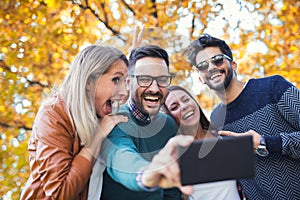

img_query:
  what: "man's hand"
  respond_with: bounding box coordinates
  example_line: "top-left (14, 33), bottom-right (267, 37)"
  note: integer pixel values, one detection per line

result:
top-left (219, 129), bottom-right (262, 149)
top-left (141, 135), bottom-right (194, 195)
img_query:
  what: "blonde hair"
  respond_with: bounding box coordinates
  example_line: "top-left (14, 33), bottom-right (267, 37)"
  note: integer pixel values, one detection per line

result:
top-left (58, 45), bottom-right (127, 145)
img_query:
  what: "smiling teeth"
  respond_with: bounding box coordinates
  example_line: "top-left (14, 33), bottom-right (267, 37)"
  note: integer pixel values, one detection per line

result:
top-left (144, 96), bottom-right (159, 101)
top-left (210, 73), bottom-right (222, 80)
top-left (183, 111), bottom-right (194, 120)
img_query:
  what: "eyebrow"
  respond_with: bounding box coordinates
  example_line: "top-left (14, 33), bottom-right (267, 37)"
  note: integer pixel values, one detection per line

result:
top-left (168, 94), bottom-right (186, 107)
top-left (113, 72), bottom-right (125, 76)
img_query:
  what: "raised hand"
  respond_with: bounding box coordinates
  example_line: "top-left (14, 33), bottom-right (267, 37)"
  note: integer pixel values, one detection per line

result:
top-left (83, 114), bottom-right (128, 163)
top-left (131, 25), bottom-right (145, 50)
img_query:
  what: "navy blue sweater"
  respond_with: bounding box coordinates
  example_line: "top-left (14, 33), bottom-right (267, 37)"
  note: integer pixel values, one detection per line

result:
top-left (211, 75), bottom-right (300, 200)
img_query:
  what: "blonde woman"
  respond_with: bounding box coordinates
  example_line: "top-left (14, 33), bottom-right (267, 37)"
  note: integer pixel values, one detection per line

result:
top-left (21, 45), bottom-right (129, 200)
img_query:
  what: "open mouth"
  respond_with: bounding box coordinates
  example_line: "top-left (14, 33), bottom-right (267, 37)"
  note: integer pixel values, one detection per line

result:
top-left (143, 93), bottom-right (162, 107)
top-left (208, 69), bottom-right (225, 80)
top-left (106, 100), bottom-right (113, 114)
top-left (183, 111), bottom-right (194, 120)
top-left (106, 99), bottom-right (121, 114)
top-left (144, 95), bottom-right (160, 102)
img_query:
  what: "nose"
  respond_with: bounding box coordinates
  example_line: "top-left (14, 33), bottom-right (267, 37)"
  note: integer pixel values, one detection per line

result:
top-left (207, 61), bottom-right (218, 71)
top-left (180, 102), bottom-right (188, 111)
top-left (147, 79), bottom-right (160, 92)
top-left (114, 81), bottom-right (129, 101)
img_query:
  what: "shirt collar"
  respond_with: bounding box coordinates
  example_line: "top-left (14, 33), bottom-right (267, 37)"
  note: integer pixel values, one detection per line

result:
top-left (128, 99), bottom-right (151, 126)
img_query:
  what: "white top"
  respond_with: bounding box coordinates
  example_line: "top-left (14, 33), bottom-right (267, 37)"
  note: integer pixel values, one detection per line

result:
top-left (88, 158), bottom-right (105, 200)
top-left (188, 180), bottom-right (240, 200)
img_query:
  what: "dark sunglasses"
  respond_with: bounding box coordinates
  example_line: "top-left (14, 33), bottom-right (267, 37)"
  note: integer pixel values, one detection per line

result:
top-left (130, 75), bottom-right (172, 88)
top-left (195, 54), bottom-right (232, 72)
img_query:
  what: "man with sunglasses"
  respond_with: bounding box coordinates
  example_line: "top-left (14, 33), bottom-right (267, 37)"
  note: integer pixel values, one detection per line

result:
top-left (100, 45), bottom-right (183, 200)
top-left (186, 34), bottom-right (300, 199)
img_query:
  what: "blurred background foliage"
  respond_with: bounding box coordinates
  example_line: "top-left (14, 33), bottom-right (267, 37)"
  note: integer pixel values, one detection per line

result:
top-left (0, 0), bottom-right (299, 198)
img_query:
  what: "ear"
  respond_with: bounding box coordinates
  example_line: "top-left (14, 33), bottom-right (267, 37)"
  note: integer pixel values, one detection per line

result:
top-left (231, 61), bottom-right (237, 71)
top-left (86, 80), bottom-right (94, 92)
top-left (126, 76), bottom-right (131, 90)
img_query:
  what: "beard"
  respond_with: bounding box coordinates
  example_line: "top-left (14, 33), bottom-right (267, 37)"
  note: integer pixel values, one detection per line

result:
top-left (133, 91), bottom-right (164, 116)
top-left (206, 66), bottom-right (234, 91)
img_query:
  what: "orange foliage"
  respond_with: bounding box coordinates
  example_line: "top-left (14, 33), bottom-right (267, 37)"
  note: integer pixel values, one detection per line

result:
top-left (0, 0), bottom-right (299, 198)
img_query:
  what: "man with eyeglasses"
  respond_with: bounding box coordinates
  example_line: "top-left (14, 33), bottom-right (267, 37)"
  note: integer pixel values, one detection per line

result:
top-left (100, 45), bottom-right (183, 200)
top-left (186, 34), bottom-right (300, 199)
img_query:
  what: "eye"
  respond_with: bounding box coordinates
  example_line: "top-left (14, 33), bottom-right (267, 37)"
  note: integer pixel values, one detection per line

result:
top-left (112, 77), bottom-right (120, 84)
top-left (138, 76), bottom-right (152, 86)
top-left (170, 104), bottom-right (178, 111)
top-left (196, 62), bottom-right (209, 71)
top-left (212, 55), bottom-right (224, 65)
top-left (139, 77), bottom-right (151, 82)
top-left (158, 76), bottom-right (168, 83)
top-left (182, 97), bottom-right (189, 103)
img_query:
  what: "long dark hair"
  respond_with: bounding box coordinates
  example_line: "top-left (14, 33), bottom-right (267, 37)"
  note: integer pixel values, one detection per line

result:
top-left (162, 85), bottom-right (210, 130)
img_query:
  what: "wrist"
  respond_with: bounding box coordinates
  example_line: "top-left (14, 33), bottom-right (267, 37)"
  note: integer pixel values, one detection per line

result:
top-left (136, 167), bottom-right (160, 192)
top-left (80, 146), bottom-right (96, 164)
top-left (256, 135), bottom-right (269, 157)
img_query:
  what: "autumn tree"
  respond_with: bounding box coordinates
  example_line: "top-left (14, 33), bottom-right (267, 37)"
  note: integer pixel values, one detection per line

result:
top-left (0, 0), bottom-right (299, 198)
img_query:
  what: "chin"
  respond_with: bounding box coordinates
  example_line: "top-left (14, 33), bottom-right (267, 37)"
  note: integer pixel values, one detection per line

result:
top-left (147, 108), bottom-right (160, 116)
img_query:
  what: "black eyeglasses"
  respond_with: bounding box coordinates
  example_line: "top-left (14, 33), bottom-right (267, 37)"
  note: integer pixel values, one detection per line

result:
top-left (130, 75), bottom-right (172, 88)
top-left (195, 54), bottom-right (232, 72)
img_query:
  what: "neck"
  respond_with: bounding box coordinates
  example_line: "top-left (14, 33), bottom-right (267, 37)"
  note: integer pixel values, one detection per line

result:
top-left (215, 78), bottom-right (245, 105)
top-left (181, 123), bottom-right (216, 140)
top-left (195, 126), bottom-right (216, 140)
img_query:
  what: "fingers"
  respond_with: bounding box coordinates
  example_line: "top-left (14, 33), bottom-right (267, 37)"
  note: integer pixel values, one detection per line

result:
top-left (136, 24), bottom-right (144, 47)
top-left (98, 114), bottom-right (128, 136)
top-left (164, 135), bottom-right (194, 153)
top-left (145, 154), bottom-right (180, 188)
top-left (218, 130), bottom-right (239, 136)
top-left (132, 25), bottom-right (144, 49)
top-left (142, 135), bottom-right (194, 189)
top-left (112, 114), bottom-right (129, 123)
top-left (179, 185), bottom-right (194, 195)
top-left (132, 25), bottom-right (138, 48)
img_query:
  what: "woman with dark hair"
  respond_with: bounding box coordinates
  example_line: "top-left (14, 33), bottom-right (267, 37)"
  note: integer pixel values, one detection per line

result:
top-left (163, 85), bottom-right (240, 200)
top-left (162, 85), bottom-right (214, 140)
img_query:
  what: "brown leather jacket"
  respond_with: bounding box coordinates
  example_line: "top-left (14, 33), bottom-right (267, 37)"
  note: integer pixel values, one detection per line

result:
top-left (21, 96), bottom-right (92, 200)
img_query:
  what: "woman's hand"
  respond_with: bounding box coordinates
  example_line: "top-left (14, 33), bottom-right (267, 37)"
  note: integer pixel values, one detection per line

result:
top-left (98, 114), bottom-right (129, 139)
top-left (82, 114), bottom-right (128, 164)
top-left (141, 135), bottom-right (194, 195)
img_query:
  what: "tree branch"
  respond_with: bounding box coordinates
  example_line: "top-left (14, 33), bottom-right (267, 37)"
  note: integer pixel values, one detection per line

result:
top-left (191, 14), bottom-right (195, 37)
top-left (1, 62), bottom-right (49, 88)
top-left (0, 122), bottom-right (32, 131)
top-left (70, 0), bottom-right (125, 41)
top-left (120, 0), bottom-right (135, 15)
top-left (151, 0), bottom-right (158, 19)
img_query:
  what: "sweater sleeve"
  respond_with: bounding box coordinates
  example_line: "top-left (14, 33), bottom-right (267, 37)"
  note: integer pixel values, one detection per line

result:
top-left (101, 127), bottom-right (150, 191)
top-left (34, 102), bottom-right (92, 199)
top-left (268, 76), bottom-right (300, 159)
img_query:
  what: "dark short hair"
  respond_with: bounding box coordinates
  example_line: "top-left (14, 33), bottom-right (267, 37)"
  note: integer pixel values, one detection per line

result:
top-left (162, 85), bottom-right (210, 130)
top-left (185, 34), bottom-right (233, 66)
top-left (128, 45), bottom-right (169, 73)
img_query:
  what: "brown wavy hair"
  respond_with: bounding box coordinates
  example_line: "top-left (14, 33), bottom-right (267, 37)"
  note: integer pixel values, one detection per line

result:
top-left (162, 85), bottom-right (211, 130)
